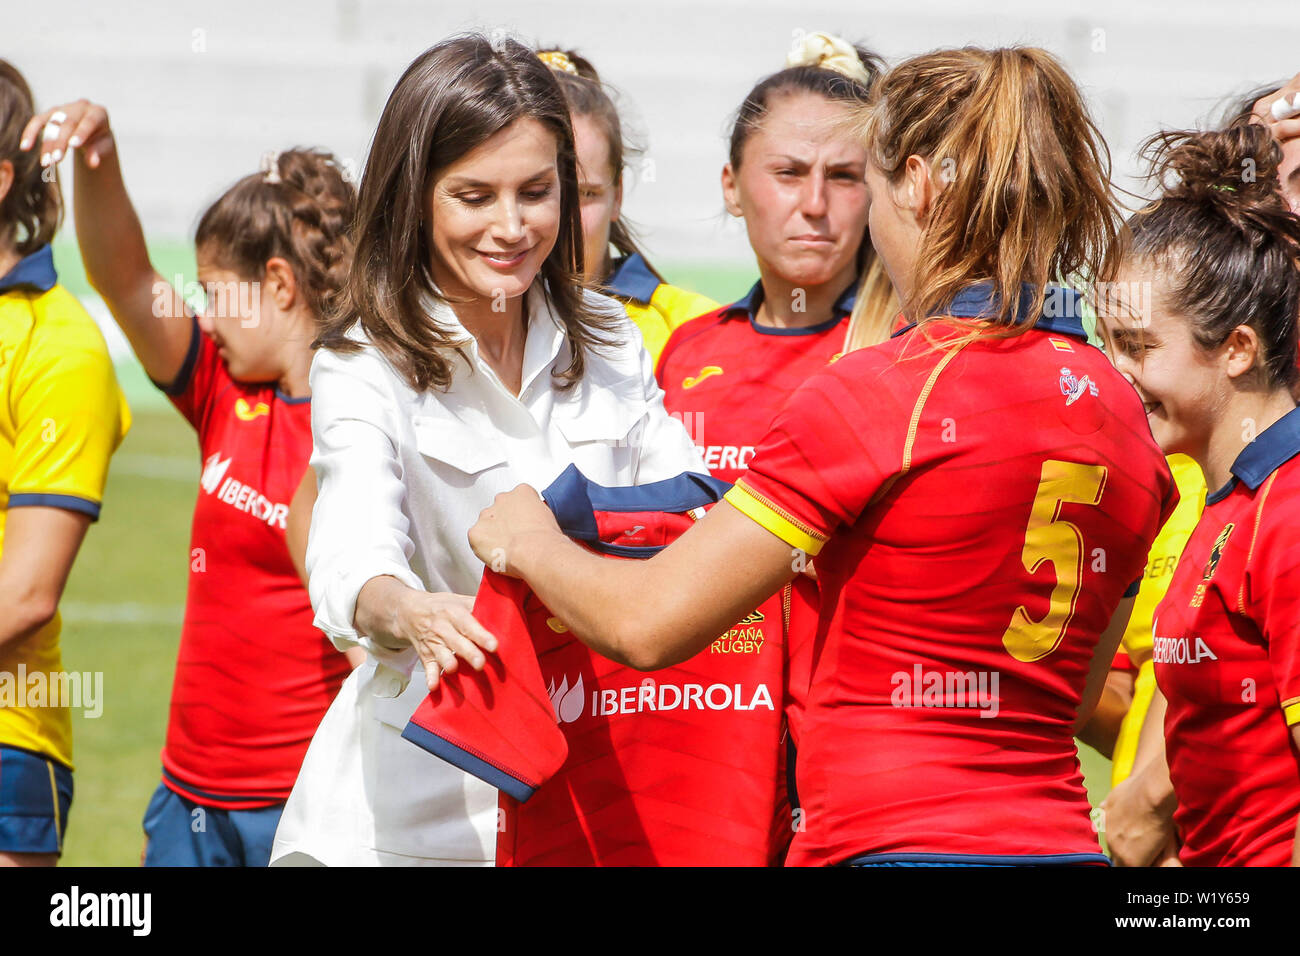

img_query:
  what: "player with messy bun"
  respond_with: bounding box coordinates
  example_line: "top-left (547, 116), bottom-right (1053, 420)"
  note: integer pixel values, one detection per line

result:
top-left (538, 47), bottom-right (717, 360)
top-left (1098, 123), bottom-right (1300, 867)
top-left (26, 100), bottom-right (359, 866)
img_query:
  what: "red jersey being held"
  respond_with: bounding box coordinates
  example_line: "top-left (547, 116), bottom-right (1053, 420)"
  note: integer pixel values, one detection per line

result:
top-left (157, 319), bottom-right (350, 808)
top-left (727, 284), bottom-right (1176, 865)
top-left (656, 280), bottom-right (854, 485)
top-left (405, 465), bottom-right (808, 865)
top-left (1154, 406), bottom-right (1300, 866)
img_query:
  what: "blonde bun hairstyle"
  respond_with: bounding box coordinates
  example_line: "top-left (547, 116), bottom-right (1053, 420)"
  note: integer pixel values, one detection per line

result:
top-left (786, 31), bottom-right (875, 87)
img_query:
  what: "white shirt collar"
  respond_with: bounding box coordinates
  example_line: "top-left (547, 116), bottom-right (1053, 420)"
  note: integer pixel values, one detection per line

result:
top-left (419, 284), bottom-right (566, 399)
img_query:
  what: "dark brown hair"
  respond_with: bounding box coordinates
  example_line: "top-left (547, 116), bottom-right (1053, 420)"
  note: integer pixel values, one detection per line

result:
top-left (0, 60), bottom-right (60, 255)
top-left (540, 47), bottom-right (662, 283)
top-left (195, 148), bottom-right (356, 324)
top-left (318, 34), bottom-right (617, 393)
top-left (1108, 125), bottom-right (1300, 389)
top-left (863, 46), bottom-right (1120, 336)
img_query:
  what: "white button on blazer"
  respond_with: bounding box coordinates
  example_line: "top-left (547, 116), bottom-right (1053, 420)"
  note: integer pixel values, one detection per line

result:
top-left (270, 287), bottom-right (705, 866)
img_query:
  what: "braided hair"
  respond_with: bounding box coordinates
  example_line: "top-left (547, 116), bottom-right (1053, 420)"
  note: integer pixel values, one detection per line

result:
top-left (195, 148), bottom-right (356, 325)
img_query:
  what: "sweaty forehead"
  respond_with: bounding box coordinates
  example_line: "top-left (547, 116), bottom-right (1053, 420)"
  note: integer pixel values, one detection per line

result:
top-left (747, 95), bottom-right (863, 160)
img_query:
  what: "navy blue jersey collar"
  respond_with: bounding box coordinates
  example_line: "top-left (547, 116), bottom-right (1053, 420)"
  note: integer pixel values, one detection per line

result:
top-left (0, 245), bottom-right (57, 294)
top-left (542, 463), bottom-right (731, 544)
top-left (605, 253), bottom-right (661, 305)
top-left (890, 282), bottom-right (1087, 340)
top-left (1206, 404), bottom-right (1300, 503)
top-left (722, 278), bottom-right (857, 337)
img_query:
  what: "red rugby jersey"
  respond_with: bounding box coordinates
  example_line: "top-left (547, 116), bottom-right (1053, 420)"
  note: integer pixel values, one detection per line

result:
top-left (1154, 406), bottom-right (1300, 866)
top-left (157, 319), bottom-right (350, 808)
top-left (407, 464), bottom-right (803, 865)
top-left (727, 284), bottom-right (1176, 866)
top-left (656, 280), bottom-right (854, 485)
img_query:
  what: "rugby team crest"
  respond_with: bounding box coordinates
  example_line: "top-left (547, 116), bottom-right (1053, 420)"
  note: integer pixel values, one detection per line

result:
top-left (1059, 367), bottom-right (1099, 405)
top-left (1203, 523), bottom-right (1235, 582)
top-left (1190, 522), bottom-right (1235, 608)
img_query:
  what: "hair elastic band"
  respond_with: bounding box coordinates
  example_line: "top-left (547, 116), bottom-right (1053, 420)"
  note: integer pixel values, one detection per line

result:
top-left (538, 51), bottom-right (579, 76)
top-left (261, 150), bottom-right (282, 185)
top-left (786, 31), bottom-right (872, 87)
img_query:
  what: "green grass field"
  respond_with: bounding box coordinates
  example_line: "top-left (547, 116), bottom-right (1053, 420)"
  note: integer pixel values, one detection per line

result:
top-left (49, 244), bottom-right (1115, 865)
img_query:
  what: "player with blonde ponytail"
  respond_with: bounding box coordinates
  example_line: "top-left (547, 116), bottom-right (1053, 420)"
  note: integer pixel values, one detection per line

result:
top-left (26, 99), bottom-right (360, 866)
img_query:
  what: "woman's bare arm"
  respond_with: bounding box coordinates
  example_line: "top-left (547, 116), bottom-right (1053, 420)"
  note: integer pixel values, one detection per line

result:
top-left (22, 100), bottom-right (193, 384)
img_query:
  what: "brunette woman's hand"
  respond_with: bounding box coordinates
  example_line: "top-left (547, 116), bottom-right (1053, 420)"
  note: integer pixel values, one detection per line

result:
top-left (354, 577), bottom-right (498, 693)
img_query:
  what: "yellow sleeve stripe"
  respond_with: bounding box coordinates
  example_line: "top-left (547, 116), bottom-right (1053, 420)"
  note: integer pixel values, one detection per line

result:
top-left (1282, 697), bottom-right (1300, 726)
top-left (725, 483), bottom-right (827, 556)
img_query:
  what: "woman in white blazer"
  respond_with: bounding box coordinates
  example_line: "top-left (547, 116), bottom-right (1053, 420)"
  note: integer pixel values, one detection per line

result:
top-left (270, 35), bottom-right (702, 866)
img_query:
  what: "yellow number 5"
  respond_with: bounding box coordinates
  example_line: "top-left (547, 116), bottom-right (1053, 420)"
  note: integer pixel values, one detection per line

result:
top-left (1002, 460), bottom-right (1108, 663)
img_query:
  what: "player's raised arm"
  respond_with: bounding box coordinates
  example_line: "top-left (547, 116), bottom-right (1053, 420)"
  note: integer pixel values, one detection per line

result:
top-left (20, 100), bottom-right (191, 384)
top-left (470, 483), bottom-right (798, 670)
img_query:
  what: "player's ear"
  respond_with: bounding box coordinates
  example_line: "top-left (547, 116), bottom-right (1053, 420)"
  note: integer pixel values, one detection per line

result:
top-left (0, 159), bottom-right (13, 205)
top-left (903, 154), bottom-right (936, 223)
top-left (611, 178), bottom-right (623, 225)
top-left (722, 163), bottom-right (743, 218)
top-left (263, 256), bottom-right (298, 312)
top-left (1223, 324), bottom-right (1262, 380)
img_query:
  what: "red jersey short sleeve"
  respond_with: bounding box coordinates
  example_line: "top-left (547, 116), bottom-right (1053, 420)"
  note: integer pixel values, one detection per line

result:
top-left (726, 343), bottom-right (912, 551)
top-left (1246, 472), bottom-right (1300, 720)
top-left (157, 317), bottom-right (225, 432)
top-left (403, 572), bottom-right (569, 802)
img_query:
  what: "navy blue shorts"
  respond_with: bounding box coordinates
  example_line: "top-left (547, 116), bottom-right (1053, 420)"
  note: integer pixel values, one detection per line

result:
top-left (0, 746), bottom-right (73, 855)
top-left (142, 783), bottom-right (283, 867)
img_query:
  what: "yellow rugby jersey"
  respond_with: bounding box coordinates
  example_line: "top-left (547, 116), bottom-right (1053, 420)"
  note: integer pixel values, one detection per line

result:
top-left (0, 245), bottom-right (131, 768)
top-left (605, 254), bottom-right (717, 363)
top-left (1111, 454), bottom-right (1207, 785)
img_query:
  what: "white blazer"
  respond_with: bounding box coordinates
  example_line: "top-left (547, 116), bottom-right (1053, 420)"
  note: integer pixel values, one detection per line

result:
top-left (270, 287), bottom-right (704, 866)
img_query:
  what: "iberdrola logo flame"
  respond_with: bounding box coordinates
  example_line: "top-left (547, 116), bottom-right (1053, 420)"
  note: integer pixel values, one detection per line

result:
top-left (547, 674), bottom-right (585, 723)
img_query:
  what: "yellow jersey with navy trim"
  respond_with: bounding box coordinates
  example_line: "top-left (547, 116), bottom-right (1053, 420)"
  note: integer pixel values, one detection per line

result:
top-left (0, 245), bottom-right (131, 768)
top-left (1110, 454), bottom-right (1206, 785)
top-left (605, 254), bottom-right (717, 363)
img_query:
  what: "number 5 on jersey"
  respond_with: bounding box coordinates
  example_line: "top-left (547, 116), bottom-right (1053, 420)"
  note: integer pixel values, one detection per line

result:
top-left (1002, 460), bottom-right (1108, 663)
